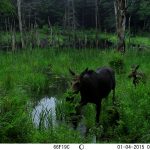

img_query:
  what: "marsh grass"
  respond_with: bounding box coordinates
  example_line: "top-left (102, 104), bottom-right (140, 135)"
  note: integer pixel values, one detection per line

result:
top-left (0, 47), bottom-right (150, 143)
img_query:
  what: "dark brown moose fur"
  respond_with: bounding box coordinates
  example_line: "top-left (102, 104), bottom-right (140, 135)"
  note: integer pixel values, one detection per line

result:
top-left (69, 67), bottom-right (116, 124)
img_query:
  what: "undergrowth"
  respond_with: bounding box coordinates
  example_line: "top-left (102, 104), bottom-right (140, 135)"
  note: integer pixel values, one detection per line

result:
top-left (0, 48), bottom-right (150, 143)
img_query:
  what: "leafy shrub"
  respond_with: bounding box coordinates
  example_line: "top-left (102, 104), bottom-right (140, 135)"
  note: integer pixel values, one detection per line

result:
top-left (32, 125), bottom-right (83, 143)
top-left (0, 88), bottom-right (32, 143)
top-left (109, 53), bottom-right (125, 74)
top-left (42, 25), bottom-right (50, 34)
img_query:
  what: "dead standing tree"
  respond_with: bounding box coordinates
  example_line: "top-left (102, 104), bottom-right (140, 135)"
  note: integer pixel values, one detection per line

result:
top-left (17, 0), bottom-right (25, 49)
top-left (63, 0), bottom-right (77, 30)
top-left (95, 0), bottom-right (101, 49)
top-left (114, 0), bottom-right (127, 53)
top-left (95, 0), bottom-right (101, 30)
top-left (63, 0), bottom-right (78, 48)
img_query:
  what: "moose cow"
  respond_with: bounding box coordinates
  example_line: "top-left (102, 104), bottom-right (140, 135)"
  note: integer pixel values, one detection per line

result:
top-left (69, 67), bottom-right (116, 124)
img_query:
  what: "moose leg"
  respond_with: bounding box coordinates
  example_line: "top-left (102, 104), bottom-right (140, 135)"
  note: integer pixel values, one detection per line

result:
top-left (75, 101), bottom-right (86, 115)
top-left (96, 102), bottom-right (101, 124)
top-left (112, 89), bottom-right (115, 105)
top-left (72, 101), bottom-right (86, 129)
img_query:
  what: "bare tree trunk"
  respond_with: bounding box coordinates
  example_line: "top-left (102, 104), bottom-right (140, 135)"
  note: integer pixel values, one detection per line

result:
top-left (11, 20), bottom-right (16, 52)
top-left (5, 18), bottom-right (8, 32)
top-left (95, 0), bottom-right (98, 30)
top-left (95, 0), bottom-right (101, 49)
top-left (128, 16), bottom-right (131, 47)
top-left (48, 16), bottom-right (53, 46)
top-left (63, 6), bottom-right (67, 29)
top-left (12, 32), bottom-right (15, 52)
top-left (34, 17), bottom-right (40, 48)
top-left (81, 0), bottom-right (86, 28)
top-left (64, 0), bottom-right (77, 30)
top-left (17, 0), bottom-right (25, 49)
top-left (114, 0), bottom-right (127, 53)
top-left (28, 9), bottom-right (31, 29)
top-left (4, 18), bottom-right (9, 51)
top-left (72, 0), bottom-right (76, 31)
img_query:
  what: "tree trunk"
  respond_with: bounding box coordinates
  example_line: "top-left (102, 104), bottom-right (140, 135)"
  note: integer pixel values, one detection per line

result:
top-left (48, 16), bottom-right (53, 46)
top-left (64, 0), bottom-right (77, 30)
top-left (72, 0), bottom-right (76, 31)
top-left (11, 20), bottom-right (16, 52)
top-left (63, 6), bottom-right (67, 29)
top-left (128, 16), bottom-right (131, 47)
top-left (114, 0), bottom-right (126, 53)
top-left (17, 0), bottom-right (24, 49)
top-left (95, 0), bottom-right (101, 49)
top-left (95, 0), bottom-right (101, 30)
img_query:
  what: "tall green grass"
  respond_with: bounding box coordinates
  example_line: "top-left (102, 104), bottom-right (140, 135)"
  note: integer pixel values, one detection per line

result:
top-left (0, 48), bottom-right (150, 143)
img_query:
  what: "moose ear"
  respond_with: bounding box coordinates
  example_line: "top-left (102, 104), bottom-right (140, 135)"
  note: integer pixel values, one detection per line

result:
top-left (135, 65), bottom-right (140, 71)
top-left (69, 68), bottom-right (76, 76)
top-left (81, 67), bottom-right (88, 75)
top-left (84, 67), bottom-right (88, 73)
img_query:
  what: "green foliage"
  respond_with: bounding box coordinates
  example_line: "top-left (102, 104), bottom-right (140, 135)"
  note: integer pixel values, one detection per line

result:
top-left (56, 90), bottom-right (80, 123)
top-left (2, 73), bottom-right (15, 91)
top-left (22, 72), bottom-right (47, 96)
top-left (41, 25), bottom-right (50, 34)
top-left (0, 0), bottom-right (14, 14)
top-left (0, 0), bottom-right (150, 34)
top-left (32, 125), bottom-right (83, 143)
top-left (138, 0), bottom-right (150, 19)
top-left (109, 52), bottom-right (125, 74)
top-left (0, 87), bottom-right (32, 143)
top-left (0, 46), bottom-right (150, 143)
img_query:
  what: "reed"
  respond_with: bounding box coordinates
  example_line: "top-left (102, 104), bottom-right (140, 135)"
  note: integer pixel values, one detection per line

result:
top-left (0, 47), bottom-right (150, 143)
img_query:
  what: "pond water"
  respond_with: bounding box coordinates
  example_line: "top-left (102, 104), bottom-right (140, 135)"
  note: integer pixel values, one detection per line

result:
top-left (32, 95), bottom-right (97, 142)
top-left (32, 97), bottom-right (57, 128)
top-left (31, 74), bottom-right (97, 142)
top-left (31, 76), bottom-right (68, 128)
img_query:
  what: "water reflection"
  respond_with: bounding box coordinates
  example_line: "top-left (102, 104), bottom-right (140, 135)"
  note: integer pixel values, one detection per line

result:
top-left (32, 97), bottom-right (56, 128)
top-left (32, 96), bottom-right (97, 142)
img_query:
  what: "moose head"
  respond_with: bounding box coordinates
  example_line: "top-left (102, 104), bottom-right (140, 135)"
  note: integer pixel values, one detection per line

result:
top-left (69, 68), bottom-right (88, 94)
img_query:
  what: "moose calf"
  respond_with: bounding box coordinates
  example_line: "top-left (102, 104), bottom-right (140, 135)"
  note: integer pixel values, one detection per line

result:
top-left (128, 64), bottom-right (146, 87)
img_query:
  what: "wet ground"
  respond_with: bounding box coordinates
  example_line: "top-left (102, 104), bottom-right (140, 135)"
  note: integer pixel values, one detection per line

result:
top-left (32, 97), bottom-right (57, 128)
top-left (32, 95), bottom-right (97, 142)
